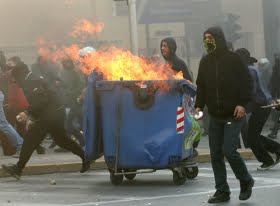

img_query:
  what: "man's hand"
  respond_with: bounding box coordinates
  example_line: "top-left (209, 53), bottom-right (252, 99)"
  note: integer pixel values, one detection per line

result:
top-left (16, 112), bottom-right (29, 123)
top-left (194, 107), bottom-right (203, 120)
top-left (234, 106), bottom-right (246, 119)
top-left (195, 108), bottom-right (202, 114)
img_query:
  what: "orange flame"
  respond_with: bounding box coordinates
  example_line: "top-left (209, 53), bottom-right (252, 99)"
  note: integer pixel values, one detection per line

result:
top-left (76, 47), bottom-right (182, 81)
top-left (37, 19), bottom-right (187, 91)
top-left (37, 43), bottom-right (183, 81)
top-left (69, 19), bottom-right (104, 39)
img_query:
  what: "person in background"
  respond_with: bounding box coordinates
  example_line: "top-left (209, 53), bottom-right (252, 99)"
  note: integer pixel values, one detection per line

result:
top-left (268, 53), bottom-right (280, 139)
top-left (160, 37), bottom-right (193, 82)
top-left (0, 51), bottom-right (7, 71)
top-left (258, 58), bottom-right (271, 87)
top-left (58, 58), bottom-right (85, 147)
top-left (31, 56), bottom-right (61, 91)
top-left (5, 58), bottom-right (29, 130)
top-left (4, 57), bottom-right (45, 155)
top-left (31, 56), bottom-right (62, 149)
top-left (0, 51), bottom-right (8, 105)
top-left (195, 27), bottom-right (254, 203)
top-left (236, 48), bottom-right (280, 171)
top-left (0, 66), bottom-right (23, 155)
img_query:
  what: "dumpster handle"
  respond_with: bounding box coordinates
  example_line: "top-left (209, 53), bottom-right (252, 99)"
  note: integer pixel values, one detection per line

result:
top-left (115, 81), bottom-right (123, 172)
top-left (114, 169), bottom-right (156, 176)
top-left (133, 87), bottom-right (155, 110)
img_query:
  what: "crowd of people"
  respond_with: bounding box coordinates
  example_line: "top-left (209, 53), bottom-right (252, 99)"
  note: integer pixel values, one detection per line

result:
top-left (1, 26), bottom-right (280, 203)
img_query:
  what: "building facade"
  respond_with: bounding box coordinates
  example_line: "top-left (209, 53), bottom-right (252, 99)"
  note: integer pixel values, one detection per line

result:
top-left (0, 0), bottom-right (269, 78)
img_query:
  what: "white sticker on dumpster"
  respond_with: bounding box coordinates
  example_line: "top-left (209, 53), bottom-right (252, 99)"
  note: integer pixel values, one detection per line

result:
top-left (177, 107), bottom-right (184, 134)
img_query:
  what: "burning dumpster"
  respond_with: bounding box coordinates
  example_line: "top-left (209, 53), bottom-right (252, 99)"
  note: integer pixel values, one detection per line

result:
top-left (83, 72), bottom-right (200, 185)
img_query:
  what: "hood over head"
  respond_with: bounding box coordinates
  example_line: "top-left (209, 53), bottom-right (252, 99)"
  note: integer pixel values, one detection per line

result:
top-left (203, 27), bottom-right (228, 55)
top-left (11, 62), bottom-right (30, 86)
top-left (235, 48), bottom-right (258, 66)
top-left (62, 58), bottom-right (75, 70)
top-left (160, 37), bottom-right (177, 60)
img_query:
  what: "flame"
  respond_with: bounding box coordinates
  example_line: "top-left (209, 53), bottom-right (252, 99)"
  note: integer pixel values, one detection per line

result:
top-left (77, 47), bottom-right (183, 81)
top-left (37, 39), bottom-right (182, 81)
top-left (69, 19), bottom-right (104, 39)
top-left (37, 19), bottom-right (188, 91)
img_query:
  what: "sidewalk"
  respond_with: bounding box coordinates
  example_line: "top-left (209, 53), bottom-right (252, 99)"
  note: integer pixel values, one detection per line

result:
top-left (2, 118), bottom-right (278, 178)
top-left (0, 136), bottom-right (257, 178)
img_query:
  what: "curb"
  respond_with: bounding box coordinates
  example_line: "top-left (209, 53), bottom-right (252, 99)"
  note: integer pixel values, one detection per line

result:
top-left (195, 149), bottom-right (256, 163)
top-left (0, 161), bottom-right (107, 178)
top-left (0, 150), bottom-right (255, 178)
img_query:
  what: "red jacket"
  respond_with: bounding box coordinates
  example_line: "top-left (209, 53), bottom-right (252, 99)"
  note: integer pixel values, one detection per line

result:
top-left (0, 70), bottom-right (29, 110)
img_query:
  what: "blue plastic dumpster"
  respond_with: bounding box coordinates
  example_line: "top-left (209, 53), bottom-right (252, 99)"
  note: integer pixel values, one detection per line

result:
top-left (87, 79), bottom-right (198, 185)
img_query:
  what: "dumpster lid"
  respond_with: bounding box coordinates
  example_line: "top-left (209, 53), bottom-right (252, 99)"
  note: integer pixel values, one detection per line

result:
top-left (95, 80), bottom-right (196, 96)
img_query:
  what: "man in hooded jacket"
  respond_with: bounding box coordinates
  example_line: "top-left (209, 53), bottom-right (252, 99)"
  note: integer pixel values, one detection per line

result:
top-left (195, 27), bottom-right (254, 203)
top-left (1, 62), bottom-right (90, 180)
top-left (160, 37), bottom-right (193, 82)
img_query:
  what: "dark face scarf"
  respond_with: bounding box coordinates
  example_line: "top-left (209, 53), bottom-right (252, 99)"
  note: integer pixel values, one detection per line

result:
top-left (204, 38), bottom-right (217, 54)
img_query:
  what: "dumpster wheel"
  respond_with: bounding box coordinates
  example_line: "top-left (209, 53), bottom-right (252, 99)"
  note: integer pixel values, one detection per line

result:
top-left (184, 166), bottom-right (199, 180)
top-left (110, 171), bottom-right (124, 185)
top-left (124, 169), bottom-right (137, 180)
top-left (172, 171), bottom-right (187, 185)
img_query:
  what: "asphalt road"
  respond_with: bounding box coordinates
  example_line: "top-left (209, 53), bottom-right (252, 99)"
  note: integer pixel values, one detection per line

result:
top-left (0, 160), bottom-right (280, 206)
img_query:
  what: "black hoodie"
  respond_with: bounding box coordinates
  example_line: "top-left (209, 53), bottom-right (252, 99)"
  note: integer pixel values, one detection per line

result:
top-left (160, 37), bottom-right (193, 81)
top-left (195, 27), bottom-right (253, 119)
top-left (12, 63), bottom-right (63, 119)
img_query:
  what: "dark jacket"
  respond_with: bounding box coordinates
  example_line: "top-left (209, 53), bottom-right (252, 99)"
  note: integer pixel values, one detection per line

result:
top-left (161, 37), bottom-right (193, 82)
top-left (21, 73), bottom-right (63, 119)
top-left (235, 48), bottom-right (272, 111)
top-left (247, 65), bottom-right (272, 109)
top-left (60, 65), bottom-right (84, 107)
top-left (31, 59), bottom-right (60, 92)
top-left (195, 27), bottom-right (253, 119)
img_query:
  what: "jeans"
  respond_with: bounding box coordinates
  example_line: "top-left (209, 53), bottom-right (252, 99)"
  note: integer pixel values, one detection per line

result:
top-left (270, 109), bottom-right (280, 136)
top-left (248, 107), bottom-right (280, 164)
top-left (0, 91), bottom-right (23, 150)
top-left (209, 115), bottom-right (252, 193)
top-left (240, 115), bottom-right (249, 148)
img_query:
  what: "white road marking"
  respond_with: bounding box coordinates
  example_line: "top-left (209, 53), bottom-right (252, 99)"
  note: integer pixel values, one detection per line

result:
top-left (198, 173), bottom-right (280, 184)
top-left (68, 184), bottom-right (280, 206)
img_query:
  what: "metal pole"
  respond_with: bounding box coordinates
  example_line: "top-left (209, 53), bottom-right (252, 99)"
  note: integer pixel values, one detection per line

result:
top-left (128, 0), bottom-right (139, 55)
top-left (145, 24), bottom-right (150, 56)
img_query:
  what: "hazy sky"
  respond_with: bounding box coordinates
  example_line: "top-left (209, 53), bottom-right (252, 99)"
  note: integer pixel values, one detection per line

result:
top-left (0, 0), bottom-right (94, 46)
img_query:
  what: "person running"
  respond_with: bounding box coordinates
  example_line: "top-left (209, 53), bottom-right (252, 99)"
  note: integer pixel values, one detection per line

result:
top-left (1, 61), bottom-right (90, 180)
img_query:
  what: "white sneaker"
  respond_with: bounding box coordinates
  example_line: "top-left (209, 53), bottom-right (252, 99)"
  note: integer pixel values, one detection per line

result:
top-left (257, 162), bottom-right (275, 171)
